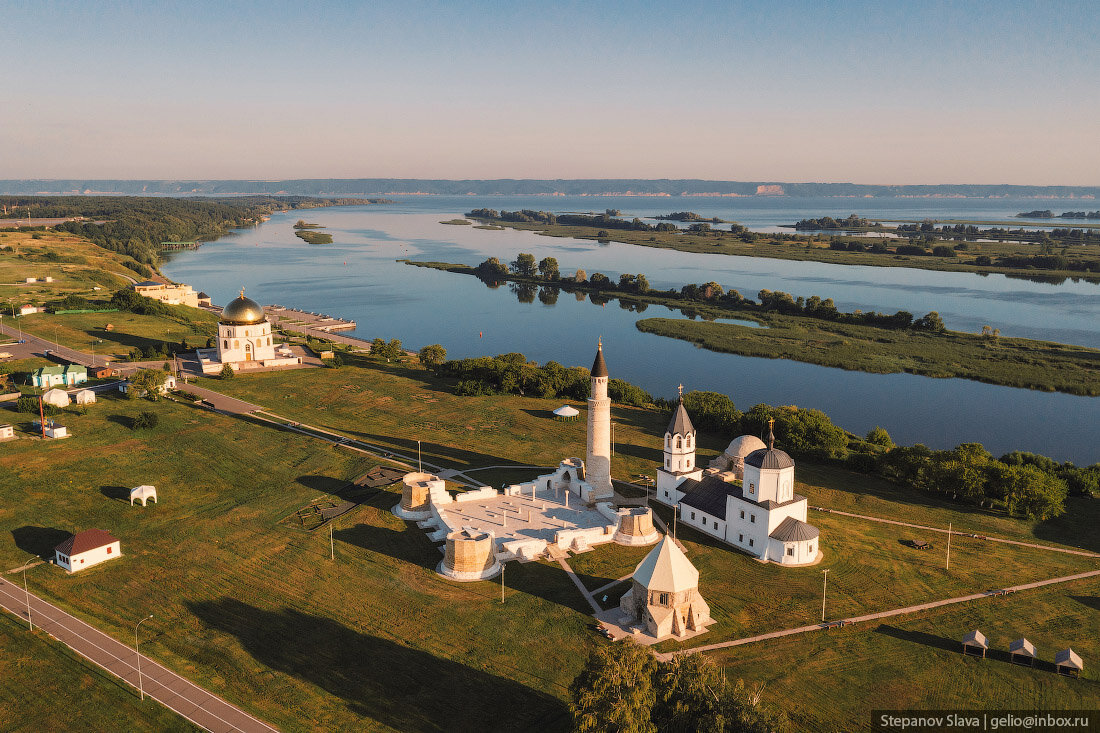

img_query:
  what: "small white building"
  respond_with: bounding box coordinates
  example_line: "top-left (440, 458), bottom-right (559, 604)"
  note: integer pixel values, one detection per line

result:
top-left (42, 388), bottom-right (70, 408)
top-left (0, 424), bottom-right (14, 440)
top-left (73, 389), bottom-right (97, 405)
top-left (130, 485), bottom-right (158, 506)
top-left (197, 290), bottom-right (301, 374)
top-left (54, 529), bottom-right (121, 573)
top-left (18, 304), bottom-right (39, 316)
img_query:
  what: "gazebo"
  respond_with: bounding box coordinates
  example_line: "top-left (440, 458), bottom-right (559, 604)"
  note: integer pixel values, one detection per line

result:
top-left (42, 388), bottom-right (70, 408)
top-left (961, 630), bottom-right (989, 657)
top-left (1009, 637), bottom-right (1037, 666)
top-left (74, 389), bottom-right (97, 405)
top-left (130, 485), bottom-right (158, 507)
top-left (1055, 648), bottom-right (1083, 677)
top-left (553, 405), bottom-right (580, 422)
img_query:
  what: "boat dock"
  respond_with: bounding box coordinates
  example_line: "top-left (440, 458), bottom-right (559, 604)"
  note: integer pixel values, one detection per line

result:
top-left (266, 305), bottom-right (357, 333)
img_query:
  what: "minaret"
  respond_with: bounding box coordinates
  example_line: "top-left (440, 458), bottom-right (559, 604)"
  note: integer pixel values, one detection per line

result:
top-left (656, 384), bottom-right (704, 505)
top-left (586, 339), bottom-right (613, 498)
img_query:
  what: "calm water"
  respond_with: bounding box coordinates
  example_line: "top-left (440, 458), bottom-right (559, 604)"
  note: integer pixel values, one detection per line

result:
top-left (162, 197), bottom-right (1100, 463)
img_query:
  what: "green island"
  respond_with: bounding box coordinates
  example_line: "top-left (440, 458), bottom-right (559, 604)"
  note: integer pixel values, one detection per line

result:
top-left (291, 219), bottom-right (324, 229)
top-left (464, 208), bottom-right (1100, 282)
top-left (403, 258), bottom-right (1100, 396)
top-left (294, 229), bottom-right (333, 244)
top-left (439, 218), bottom-right (472, 225)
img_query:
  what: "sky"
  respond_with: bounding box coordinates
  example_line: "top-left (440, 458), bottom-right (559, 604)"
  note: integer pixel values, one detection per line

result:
top-left (0, 0), bottom-right (1097, 184)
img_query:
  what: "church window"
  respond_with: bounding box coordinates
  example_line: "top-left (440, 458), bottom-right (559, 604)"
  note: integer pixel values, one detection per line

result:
top-left (808, 543), bottom-right (814, 553)
top-left (675, 436), bottom-right (682, 449)
top-left (738, 534), bottom-right (743, 543)
top-left (666, 459), bottom-right (670, 468)
top-left (234, 340), bottom-right (239, 349)
top-left (664, 490), bottom-right (669, 498)
top-left (690, 511), bottom-right (695, 520)
top-left (223, 340), bottom-right (228, 349)
top-left (749, 483), bottom-right (755, 493)
top-left (786, 547), bottom-right (794, 556)
top-left (750, 514), bottom-right (756, 523)
top-left (666, 435), bottom-right (670, 448)
top-left (659, 592), bottom-right (669, 605)
top-left (748, 539), bottom-right (754, 547)
top-left (713, 521), bottom-right (718, 530)
top-left (739, 510), bottom-right (745, 519)
top-left (267, 337), bottom-right (271, 345)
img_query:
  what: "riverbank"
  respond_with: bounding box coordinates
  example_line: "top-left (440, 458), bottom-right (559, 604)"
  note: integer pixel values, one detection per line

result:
top-left (404, 260), bottom-right (1100, 396)
top-left (464, 215), bottom-right (1100, 283)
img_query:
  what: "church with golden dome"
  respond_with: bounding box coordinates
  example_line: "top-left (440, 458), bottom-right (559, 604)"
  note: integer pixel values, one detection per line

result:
top-left (197, 289), bottom-right (302, 374)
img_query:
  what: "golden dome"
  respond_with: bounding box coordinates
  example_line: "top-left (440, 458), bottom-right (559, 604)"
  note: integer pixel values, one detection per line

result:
top-left (220, 289), bottom-right (266, 325)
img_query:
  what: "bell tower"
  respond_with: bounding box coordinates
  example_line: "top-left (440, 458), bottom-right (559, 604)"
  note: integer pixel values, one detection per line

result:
top-left (586, 339), bottom-right (612, 497)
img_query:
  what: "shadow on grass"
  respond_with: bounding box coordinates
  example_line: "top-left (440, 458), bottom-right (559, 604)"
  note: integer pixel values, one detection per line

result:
top-left (1033, 497), bottom-right (1100, 553)
top-left (11, 526), bottom-right (70, 558)
top-left (1070, 595), bottom-right (1100, 612)
top-left (188, 597), bottom-right (569, 732)
top-left (873, 624), bottom-right (958, 655)
top-left (297, 474), bottom-right (385, 504)
top-left (99, 485), bottom-right (131, 502)
top-left (105, 414), bottom-right (133, 429)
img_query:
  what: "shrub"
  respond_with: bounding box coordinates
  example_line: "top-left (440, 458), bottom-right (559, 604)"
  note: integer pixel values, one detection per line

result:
top-left (220, 363), bottom-right (235, 379)
top-left (132, 411), bottom-right (158, 429)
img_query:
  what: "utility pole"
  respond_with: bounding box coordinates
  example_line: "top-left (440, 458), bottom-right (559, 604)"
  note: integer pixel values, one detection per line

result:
top-left (945, 522), bottom-right (952, 571)
top-left (23, 563), bottom-right (34, 631)
top-left (673, 504), bottom-right (679, 540)
top-left (330, 520), bottom-right (335, 560)
top-left (135, 614), bottom-right (154, 701)
top-left (37, 387), bottom-right (46, 439)
top-left (500, 563), bottom-right (505, 604)
top-left (821, 568), bottom-right (829, 622)
top-left (417, 440), bottom-right (422, 472)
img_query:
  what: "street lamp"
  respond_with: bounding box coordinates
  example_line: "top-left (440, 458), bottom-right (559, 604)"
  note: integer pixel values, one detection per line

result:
top-left (417, 440), bottom-right (422, 472)
top-left (22, 555), bottom-right (39, 631)
top-left (135, 614), bottom-right (154, 701)
top-left (821, 569), bottom-right (829, 622)
top-left (611, 422), bottom-right (616, 456)
top-left (672, 504), bottom-right (679, 540)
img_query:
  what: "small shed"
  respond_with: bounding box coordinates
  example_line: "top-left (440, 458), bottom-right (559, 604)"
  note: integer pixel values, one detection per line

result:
top-left (55, 529), bottom-right (120, 573)
top-left (74, 389), bottom-right (97, 405)
top-left (130, 485), bottom-right (158, 507)
top-left (962, 630), bottom-right (989, 657)
top-left (45, 424), bottom-right (69, 439)
top-left (1055, 648), bottom-right (1083, 677)
top-left (553, 405), bottom-right (580, 422)
top-left (91, 366), bottom-right (116, 379)
top-left (42, 388), bottom-right (70, 408)
top-left (1009, 638), bottom-right (1037, 666)
top-left (0, 424), bottom-right (14, 440)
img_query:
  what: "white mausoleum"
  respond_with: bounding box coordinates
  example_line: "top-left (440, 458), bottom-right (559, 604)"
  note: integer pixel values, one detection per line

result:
top-left (197, 289), bottom-right (301, 374)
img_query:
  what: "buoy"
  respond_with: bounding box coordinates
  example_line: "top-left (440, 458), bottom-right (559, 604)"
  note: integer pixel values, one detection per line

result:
top-left (479, 331), bottom-right (483, 338)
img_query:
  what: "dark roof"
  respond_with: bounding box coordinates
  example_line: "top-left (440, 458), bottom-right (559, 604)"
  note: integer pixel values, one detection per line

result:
top-left (769, 516), bottom-right (819, 542)
top-left (666, 399), bottom-right (695, 436)
top-left (591, 345), bottom-right (608, 378)
top-left (133, 280), bottom-right (161, 287)
top-left (744, 447), bottom-right (795, 470)
top-left (55, 529), bottom-right (118, 556)
top-left (679, 475), bottom-right (741, 520)
top-left (197, 291), bottom-right (210, 299)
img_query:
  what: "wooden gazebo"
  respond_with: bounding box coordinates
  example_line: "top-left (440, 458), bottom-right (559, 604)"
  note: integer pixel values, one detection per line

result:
top-left (1009, 638), bottom-right (1037, 666)
top-left (961, 630), bottom-right (988, 657)
top-left (1055, 648), bottom-right (1083, 677)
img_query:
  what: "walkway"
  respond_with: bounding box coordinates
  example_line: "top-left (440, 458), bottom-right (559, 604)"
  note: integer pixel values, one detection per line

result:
top-left (558, 558), bottom-right (602, 614)
top-left (658, 567), bottom-right (1100, 662)
top-left (184, 384), bottom-right (263, 415)
top-left (813, 507), bottom-right (1100, 559)
top-left (0, 577), bottom-right (279, 733)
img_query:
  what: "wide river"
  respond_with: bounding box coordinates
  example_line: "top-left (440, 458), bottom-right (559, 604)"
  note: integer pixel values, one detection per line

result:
top-left (162, 196), bottom-right (1100, 464)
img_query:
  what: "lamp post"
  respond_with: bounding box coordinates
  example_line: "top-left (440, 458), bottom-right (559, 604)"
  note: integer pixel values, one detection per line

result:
top-left (135, 614), bottom-right (154, 701)
top-left (500, 563), bottom-right (505, 604)
top-left (945, 522), bottom-right (952, 571)
top-left (611, 422), bottom-right (616, 456)
top-left (22, 556), bottom-right (38, 631)
top-left (821, 569), bottom-right (829, 622)
top-left (417, 440), bottom-right (422, 472)
top-left (672, 505), bottom-right (679, 540)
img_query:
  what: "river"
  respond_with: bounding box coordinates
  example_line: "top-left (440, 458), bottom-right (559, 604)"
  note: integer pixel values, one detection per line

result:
top-left (161, 196), bottom-right (1100, 464)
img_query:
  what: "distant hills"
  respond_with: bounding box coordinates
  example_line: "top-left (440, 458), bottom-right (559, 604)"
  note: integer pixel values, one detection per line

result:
top-left (0, 179), bottom-right (1097, 199)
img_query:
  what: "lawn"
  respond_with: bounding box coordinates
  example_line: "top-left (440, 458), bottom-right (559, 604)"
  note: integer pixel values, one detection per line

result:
top-left (2, 355), bottom-right (1096, 730)
top-left (0, 613), bottom-right (196, 732)
top-left (707, 575), bottom-right (1100, 731)
top-left (16, 306), bottom-right (219, 360)
top-left (0, 230), bottom-right (139, 304)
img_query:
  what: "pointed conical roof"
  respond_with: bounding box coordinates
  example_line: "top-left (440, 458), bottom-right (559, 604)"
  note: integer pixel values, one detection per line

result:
top-left (632, 535), bottom-right (698, 593)
top-left (590, 341), bottom-right (608, 377)
top-left (667, 397), bottom-right (695, 436)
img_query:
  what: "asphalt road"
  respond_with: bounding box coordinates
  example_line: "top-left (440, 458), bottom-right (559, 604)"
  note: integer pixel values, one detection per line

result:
top-left (0, 577), bottom-right (279, 732)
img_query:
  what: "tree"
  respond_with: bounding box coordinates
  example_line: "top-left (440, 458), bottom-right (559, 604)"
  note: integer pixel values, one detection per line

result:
top-left (132, 411), bottom-right (158, 430)
top-left (220, 363), bottom-right (235, 379)
top-left (913, 311), bottom-right (946, 332)
top-left (418, 344), bottom-right (447, 367)
top-left (574, 269), bottom-right (587, 282)
top-left (538, 257), bottom-right (560, 280)
top-left (475, 257), bottom-right (509, 280)
top-left (589, 273), bottom-right (611, 289)
top-left (570, 641), bottom-right (658, 733)
top-left (512, 252), bottom-right (537, 276)
top-left (866, 426), bottom-right (893, 448)
top-left (130, 368), bottom-right (167, 400)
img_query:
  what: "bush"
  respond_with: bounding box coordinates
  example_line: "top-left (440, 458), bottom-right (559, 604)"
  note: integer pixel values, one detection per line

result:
top-left (132, 411), bottom-right (158, 430)
top-left (17, 396), bottom-right (61, 415)
top-left (418, 344), bottom-right (447, 367)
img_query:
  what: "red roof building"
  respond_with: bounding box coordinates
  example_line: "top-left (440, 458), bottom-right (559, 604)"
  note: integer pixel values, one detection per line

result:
top-left (55, 529), bottom-right (121, 573)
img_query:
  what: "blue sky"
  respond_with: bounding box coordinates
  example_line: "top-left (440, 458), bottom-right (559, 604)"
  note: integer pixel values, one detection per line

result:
top-left (1, 0), bottom-right (1096, 183)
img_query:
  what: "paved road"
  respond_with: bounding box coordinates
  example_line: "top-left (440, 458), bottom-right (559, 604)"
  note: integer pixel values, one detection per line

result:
top-left (0, 322), bottom-right (109, 368)
top-left (658, 567), bottom-right (1100, 662)
top-left (0, 577), bottom-right (279, 733)
top-left (182, 384), bottom-right (263, 415)
top-left (813, 507), bottom-right (1100, 558)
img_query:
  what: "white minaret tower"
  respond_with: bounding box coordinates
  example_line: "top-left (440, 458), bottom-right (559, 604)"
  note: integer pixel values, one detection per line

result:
top-left (655, 385), bottom-right (704, 506)
top-left (586, 339), bottom-right (613, 498)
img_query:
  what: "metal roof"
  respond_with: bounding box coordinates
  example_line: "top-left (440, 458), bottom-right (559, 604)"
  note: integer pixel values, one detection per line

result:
top-left (631, 535), bottom-right (698, 593)
top-left (769, 516), bottom-right (820, 542)
top-left (666, 398), bottom-right (695, 436)
top-left (961, 630), bottom-right (988, 648)
top-left (590, 343), bottom-right (608, 378)
top-left (55, 529), bottom-right (118, 556)
top-left (744, 447), bottom-right (795, 470)
top-left (1009, 638), bottom-right (1037, 656)
top-left (679, 475), bottom-right (741, 520)
top-left (1055, 648), bottom-right (1083, 669)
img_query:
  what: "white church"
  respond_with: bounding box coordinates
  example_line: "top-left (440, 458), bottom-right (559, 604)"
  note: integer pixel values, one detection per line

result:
top-left (654, 394), bottom-right (821, 566)
top-left (197, 289), bottom-right (302, 374)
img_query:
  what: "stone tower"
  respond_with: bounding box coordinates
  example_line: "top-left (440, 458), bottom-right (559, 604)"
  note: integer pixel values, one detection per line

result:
top-left (586, 339), bottom-right (612, 496)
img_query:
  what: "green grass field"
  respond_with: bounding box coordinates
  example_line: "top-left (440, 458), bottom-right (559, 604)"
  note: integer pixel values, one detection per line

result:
top-left (2, 356), bottom-right (1097, 730)
top-left (16, 306), bottom-right (219, 360)
top-left (0, 231), bottom-right (140, 304)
